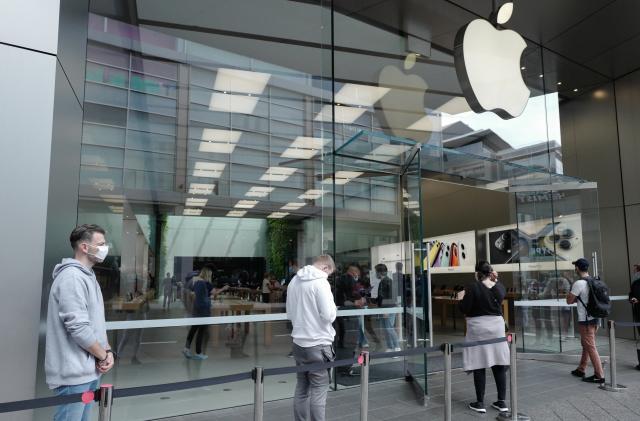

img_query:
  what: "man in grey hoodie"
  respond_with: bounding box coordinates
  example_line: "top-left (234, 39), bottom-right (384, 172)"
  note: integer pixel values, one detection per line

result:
top-left (287, 255), bottom-right (337, 421)
top-left (45, 224), bottom-right (114, 421)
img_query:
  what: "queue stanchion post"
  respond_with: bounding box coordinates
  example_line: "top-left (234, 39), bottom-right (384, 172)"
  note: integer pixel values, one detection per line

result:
top-left (498, 334), bottom-right (529, 421)
top-left (97, 384), bottom-right (113, 421)
top-left (442, 343), bottom-right (452, 421)
top-left (601, 320), bottom-right (626, 392)
top-left (359, 351), bottom-right (369, 421)
top-left (253, 367), bottom-right (264, 421)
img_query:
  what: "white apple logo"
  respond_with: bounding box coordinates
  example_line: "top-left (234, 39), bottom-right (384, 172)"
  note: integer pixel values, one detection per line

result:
top-left (454, 18), bottom-right (530, 119)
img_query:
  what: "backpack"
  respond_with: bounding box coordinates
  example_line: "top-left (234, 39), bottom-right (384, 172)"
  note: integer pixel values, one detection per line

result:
top-left (577, 276), bottom-right (611, 318)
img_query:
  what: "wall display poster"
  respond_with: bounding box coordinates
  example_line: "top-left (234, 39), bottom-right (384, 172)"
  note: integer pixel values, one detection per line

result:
top-left (423, 231), bottom-right (476, 273)
top-left (487, 213), bottom-right (584, 265)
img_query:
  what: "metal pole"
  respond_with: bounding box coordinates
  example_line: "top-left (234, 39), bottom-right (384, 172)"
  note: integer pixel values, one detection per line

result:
top-left (498, 334), bottom-right (529, 421)
top-left (253, 366), bottom-right (264, 421)
top-left (97, 384), bottom-right (113, 421)
top-left (442, 343), bottom-right (452, 421)
top-left (360, 351), bottom-right (370, 421)
top-left (601, 320), bottom-right (626, 392)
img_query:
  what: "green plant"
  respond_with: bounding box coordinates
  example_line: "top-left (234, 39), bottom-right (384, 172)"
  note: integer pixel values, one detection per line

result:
top-left (266, 219), bottom-right (295, 279)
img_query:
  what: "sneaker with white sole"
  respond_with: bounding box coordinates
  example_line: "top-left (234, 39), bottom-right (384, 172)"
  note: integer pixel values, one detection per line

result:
top-left (469, 402), bottom-right (486, 413)
top-left (191, 353), bottom-right (208, 360)
top-left (182, 348), bottom-right (192, 359)
top-left (491, 401), bottom-right (508, 412)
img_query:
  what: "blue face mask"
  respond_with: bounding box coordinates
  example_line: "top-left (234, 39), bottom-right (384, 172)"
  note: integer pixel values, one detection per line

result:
top-left (634, 272), bottom-right (640, 281)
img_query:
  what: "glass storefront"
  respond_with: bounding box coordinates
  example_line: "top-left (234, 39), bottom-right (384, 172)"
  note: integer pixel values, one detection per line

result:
top-left (32, 1), bottom-right (614, 419)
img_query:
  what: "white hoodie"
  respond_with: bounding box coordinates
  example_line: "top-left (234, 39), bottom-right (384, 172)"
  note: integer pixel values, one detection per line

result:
top-left (286, 265), bottom-right (337, 347)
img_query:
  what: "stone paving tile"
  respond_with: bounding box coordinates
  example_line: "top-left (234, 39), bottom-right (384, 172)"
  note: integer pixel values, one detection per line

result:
top-left (161, 341), bottom-right (640, 421)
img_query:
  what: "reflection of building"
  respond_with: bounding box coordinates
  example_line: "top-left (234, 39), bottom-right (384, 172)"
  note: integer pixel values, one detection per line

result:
top-left (4, 1), bottom-right (640, 420)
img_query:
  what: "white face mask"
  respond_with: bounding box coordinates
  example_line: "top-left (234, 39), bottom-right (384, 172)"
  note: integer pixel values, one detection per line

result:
top-left (88, 244), bottom-right (109, 262)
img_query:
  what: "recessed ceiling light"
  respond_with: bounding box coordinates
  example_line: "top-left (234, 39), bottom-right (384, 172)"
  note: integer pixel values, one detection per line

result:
top-left (209, 93), bottom-right (259, 114)
top-left (188, 183), bottom-right (215, 195)
top-left (573, 88), bottom-right (579, 92)
top-left (334, 84), bottom-right (390, 107)
top-left (193, 162), bottom-right (226, 178)
top-left (260, 167), bottom-right (297, 182)
top-left (405, 201), bottom-right (420, 209)
top-left (281, 148), bottom-right (320, 159)
top-left (226, 210), bottom-right (247, 217)
top-left (363, 144), bottom-right (411, 162)
top-left (245, 186), bottom-right (274, 198)
top-left (235, 200), bottom-right (259, 209)
top-left (199, 129), bottom-right (242, 154)
top-left (268, 212), bottom-right (289, 219)
top-left (214, 68), bottom-right (271, 95)
top-left (298, 189), bottom-right (326, 200)
top-left (186, 197), bottom-right (208, 207)
top-left (281, 202), bottom-right (306, 210)
top-left (556, 82), bottom-right (562, 86)
top-left (314, 105), bottom-right (367, 124)
top-left (539, 74), bottom-right (544, 78)
top-left (521, 66), bottom-right (526, 70)
top-left (322, 171), bottom-right (364, 185)
top-left (183, 208), bottom-right (203, 216)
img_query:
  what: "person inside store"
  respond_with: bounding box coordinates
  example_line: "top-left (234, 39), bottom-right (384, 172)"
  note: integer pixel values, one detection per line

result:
top-left (182, 264), bottom-right (229, 360)
top-left (566, 258), bottom-right (605, 383)
top-left (334, 265), bottom-right (360, 349)
top-left (352, 270), bottom-right (381, 352)
top-left (45, 224), bottom-right (114, 421)
top-left (457, 261), bottom-right (510, 414)
top-left (375, 264), bottom-right (401, 353)
top-left (628, 263), bottom-right (640, 370)
top-left (287, 254), bottom-right (337, 421)
top-left (262, 271), bottom-right (274, 303)
top-left (162, 272), bottom-right (173, 309)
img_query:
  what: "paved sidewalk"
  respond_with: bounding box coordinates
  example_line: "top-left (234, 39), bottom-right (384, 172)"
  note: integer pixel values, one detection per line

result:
top-left (160, 339), bottom-right (640, 421)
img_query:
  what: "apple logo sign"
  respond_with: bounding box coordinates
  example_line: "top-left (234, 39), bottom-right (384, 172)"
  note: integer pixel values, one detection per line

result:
top-left (453, 6), bottom-right (530, 120)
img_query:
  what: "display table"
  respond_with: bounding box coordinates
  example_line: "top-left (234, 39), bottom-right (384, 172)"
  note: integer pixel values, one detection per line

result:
top-left (210, 298), bottom-right (285, 347)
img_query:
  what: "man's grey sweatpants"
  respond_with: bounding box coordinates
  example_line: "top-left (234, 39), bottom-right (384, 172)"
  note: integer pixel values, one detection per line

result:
top-left (293, 343), bottom-right (335, 421)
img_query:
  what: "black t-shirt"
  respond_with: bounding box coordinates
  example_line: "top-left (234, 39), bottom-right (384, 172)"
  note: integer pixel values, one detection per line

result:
top-left (459, 280), bottom-right (506, 317)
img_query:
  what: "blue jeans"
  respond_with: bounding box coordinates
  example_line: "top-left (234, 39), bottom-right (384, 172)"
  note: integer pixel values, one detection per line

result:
top-left (382, 314), bottom-right (399, 349)
top-left (54, 379), bottom-right (100, 421)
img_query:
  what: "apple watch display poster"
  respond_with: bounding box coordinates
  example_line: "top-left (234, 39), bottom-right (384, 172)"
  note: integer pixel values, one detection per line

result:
top-left (423, 230), bottom-right (476, 273)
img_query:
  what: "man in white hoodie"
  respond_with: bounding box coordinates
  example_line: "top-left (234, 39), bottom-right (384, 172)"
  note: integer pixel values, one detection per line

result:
top-left (287, 255), bottom-right (337, 421)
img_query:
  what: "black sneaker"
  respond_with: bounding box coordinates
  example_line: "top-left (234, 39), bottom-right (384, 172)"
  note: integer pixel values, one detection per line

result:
top-left (582, 375), bottom-right (605, 384)
top-left (635, 364), bottom-right (640, 371)
top-left (571, 369), bottom-right (585, 378)
top-left (469, 402), bottom-right (486, 413)
top-left (491, 401), bottom-right (509, 412)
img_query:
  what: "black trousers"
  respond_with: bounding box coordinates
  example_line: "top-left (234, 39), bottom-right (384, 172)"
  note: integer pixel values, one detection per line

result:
top-left (186, 325), bottom-right (206, 354)
top-left (473, 365), bottom-right (508, 403)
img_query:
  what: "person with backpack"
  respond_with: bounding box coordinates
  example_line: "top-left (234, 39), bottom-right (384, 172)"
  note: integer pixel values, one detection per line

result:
top-left (566, 258), bottom-right (606, 383)
top-left (628, 263), bottom-right (640, 370)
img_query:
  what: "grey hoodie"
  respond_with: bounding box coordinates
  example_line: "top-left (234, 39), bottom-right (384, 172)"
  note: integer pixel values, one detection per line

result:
top-left (45, 258), bottom-right (108, 388)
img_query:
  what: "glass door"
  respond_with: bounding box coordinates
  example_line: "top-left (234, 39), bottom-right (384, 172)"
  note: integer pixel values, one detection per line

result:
top-left (511, 177), bottom-right (603, 354)
top-left (333, 130), bottom-right (427, 395)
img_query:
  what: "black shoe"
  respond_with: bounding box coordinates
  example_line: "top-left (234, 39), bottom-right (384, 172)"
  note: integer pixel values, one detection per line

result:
top-left (636, 364), bottom-right (640, 371)
top-left (469, 402), bottom-right (486, 413)
top-left (491, 401), bottom-right (508, 412)
top-left (571, 369), bottom-right (585, 378)
top-left (582, 375), bottom-right (605, 384)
